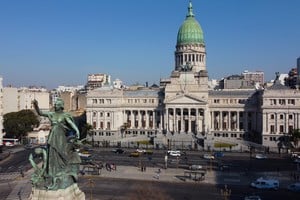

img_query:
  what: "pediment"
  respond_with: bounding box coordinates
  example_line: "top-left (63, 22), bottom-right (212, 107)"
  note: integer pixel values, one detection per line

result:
top-left (165, 94), bottom-right (207, 105)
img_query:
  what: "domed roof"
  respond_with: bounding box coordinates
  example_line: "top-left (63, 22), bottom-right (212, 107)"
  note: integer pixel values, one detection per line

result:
top-left (177, 2), bottom-right (204, 45)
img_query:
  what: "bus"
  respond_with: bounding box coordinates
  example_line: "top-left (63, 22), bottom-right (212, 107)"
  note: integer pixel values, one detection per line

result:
top-left (2, 138), bottom-right (20, 146)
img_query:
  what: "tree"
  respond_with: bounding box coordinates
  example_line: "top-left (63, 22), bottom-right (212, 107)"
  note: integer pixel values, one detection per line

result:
top-left (290, 129), bottom-right (300, 149)
top-left (73, 111), bottom-right (92, 140)
top-left (3, 110), bottom-right (39, 139)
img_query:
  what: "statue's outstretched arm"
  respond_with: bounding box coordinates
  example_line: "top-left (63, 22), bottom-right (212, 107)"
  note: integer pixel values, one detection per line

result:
top-left (32, 99), bottom-right (48, 117)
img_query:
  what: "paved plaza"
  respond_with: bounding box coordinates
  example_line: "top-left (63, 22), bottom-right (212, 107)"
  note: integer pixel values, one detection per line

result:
top-left (1, 163), bottom-right (297, 200)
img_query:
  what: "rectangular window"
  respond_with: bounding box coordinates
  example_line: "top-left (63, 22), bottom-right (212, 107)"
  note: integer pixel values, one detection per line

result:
top-left (214, 99), bottom-right (220, 103)
top-left (270, 125), bottom-right (275, 133)
top-left (279, 125), bottom-right (284, 133)
top-left (289, 126), bottom-right (293, 133)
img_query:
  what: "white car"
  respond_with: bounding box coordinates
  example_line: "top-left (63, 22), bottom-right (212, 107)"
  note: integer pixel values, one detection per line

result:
top-left (255, 154), bottom-right (267, 159)
top-left (251, 177), bottom-right (279, 190)
top-left (78, 152), bottom-right (91, 158)
top-left (168, 150), bottom-right (181, 157)
top-left (203, 154), bottom-right (214, 160)
top-left (136, 149), bottom-right (146, 153)
top-left (4, 142), bottom-right (14, 147)
top-left (189, 164), bottom-right (203, 170)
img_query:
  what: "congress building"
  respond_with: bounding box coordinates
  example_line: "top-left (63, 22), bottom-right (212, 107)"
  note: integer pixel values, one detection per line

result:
top-left (86, 2), bottom-right (300, 151)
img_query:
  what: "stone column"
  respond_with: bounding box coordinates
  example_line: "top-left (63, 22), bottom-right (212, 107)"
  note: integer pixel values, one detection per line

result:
top-left (188, 108), bottom-right (191, 133)
top-left (153, 110), bottom-right (156, 129)
top-left (174, 108), bottom-right (177, 133)
top-left (229, 111), bottom-right (232, 131)
top-left (131, 110), bottom-right (135, 129)
top-left (165, 108), bottom-right (169, 131)
top-left (275, 113), bottom-right (277, 133)
top-left (181, 108), bottom-right (184, 133)
top-left (220, 111), bottom-right (223, 131)
top-left (237, 111), bottom-right (240, 131)
top-left (196, 109), bottom-right (199, 133)
top-left (139, 110), bottom-right (142, 129)
top-left (146, 110), bottom-right (149, 129)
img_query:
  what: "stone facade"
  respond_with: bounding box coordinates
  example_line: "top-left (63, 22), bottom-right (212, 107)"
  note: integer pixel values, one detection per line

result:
top-left (29, 183), bottom-right (85, 200)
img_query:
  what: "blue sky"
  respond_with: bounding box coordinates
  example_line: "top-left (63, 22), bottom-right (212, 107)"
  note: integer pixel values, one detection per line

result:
top-left (0, 0), bottom-right (299, 89)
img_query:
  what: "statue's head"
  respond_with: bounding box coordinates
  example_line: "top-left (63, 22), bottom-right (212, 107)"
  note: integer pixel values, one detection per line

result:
top-left (54, 98), bottom-right (64, 111)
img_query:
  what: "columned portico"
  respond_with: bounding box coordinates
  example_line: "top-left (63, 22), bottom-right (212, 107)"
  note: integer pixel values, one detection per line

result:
top-left (164, 106), bottom-right (207, 135)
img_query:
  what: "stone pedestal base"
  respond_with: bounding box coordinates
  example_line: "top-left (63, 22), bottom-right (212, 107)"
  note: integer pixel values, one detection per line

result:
top-left (28, 183), bottom-right (85, 200)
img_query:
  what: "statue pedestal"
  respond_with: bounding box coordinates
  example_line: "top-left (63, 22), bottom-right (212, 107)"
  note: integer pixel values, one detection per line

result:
top-left (28, 183), bottom-right (85, 200)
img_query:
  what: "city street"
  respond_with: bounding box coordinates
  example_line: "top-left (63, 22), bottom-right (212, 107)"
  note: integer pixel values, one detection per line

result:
top-left (0, 146), bottom-right (299, 200)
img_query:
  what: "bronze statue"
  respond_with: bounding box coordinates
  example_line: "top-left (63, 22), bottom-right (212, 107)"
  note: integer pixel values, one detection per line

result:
top-left (31, 98), bottom-right (81, 190)
top-left (29, 147), bottom-right (47, 188)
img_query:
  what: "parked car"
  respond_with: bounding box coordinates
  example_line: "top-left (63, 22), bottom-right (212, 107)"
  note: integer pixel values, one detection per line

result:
top-left (145, 150), bottom-right (153, 155)
top-left (4, 142), bottom-right (14, 147)
top-left (80, 156), bottom-right (93, 165)
top-left (250, 177), bottom-right (279, 190)
top-left (136, 149), bottom-right (146, 153)
top-left (112, 148), bottom-right (125, 154)
top-left (168, 150), bottom-right (181, 157)
top-left (203, 154), bottom-right (215, 160)
top-left (287, 182), bottom-right (300, 192)
top-left (214, 151), bottom-right (224, 158)
top-left (189, 164), bottom-right (203, 170)
top-left (78, 152), bottom-right (92, 158)
top-left (218, 164), bottom-right (231, 171)
top-left (255, 154), bottom-right (267, 159)
top-left (129, 151), bottom-right (140, 157)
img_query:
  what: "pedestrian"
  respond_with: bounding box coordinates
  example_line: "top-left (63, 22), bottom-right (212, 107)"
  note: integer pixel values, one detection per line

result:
top-left (106, 163), bottom-right (111, 171)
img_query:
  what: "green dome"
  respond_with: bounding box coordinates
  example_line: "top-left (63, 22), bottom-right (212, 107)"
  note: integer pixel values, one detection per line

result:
top-left (177, 2), bottom-right (204, 45)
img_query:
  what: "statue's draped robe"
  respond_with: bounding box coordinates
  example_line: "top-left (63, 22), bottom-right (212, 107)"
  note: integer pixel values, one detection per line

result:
top-left (46, 113), bottom-right (81, 189)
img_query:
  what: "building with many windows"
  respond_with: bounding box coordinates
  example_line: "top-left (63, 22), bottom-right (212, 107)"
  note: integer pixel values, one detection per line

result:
top-left (85, 2), bottom-right (300, 150)
top-left (2, 86), bottom-right (49, 114)
top-left (86, 73), bottom-right (111, 90)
